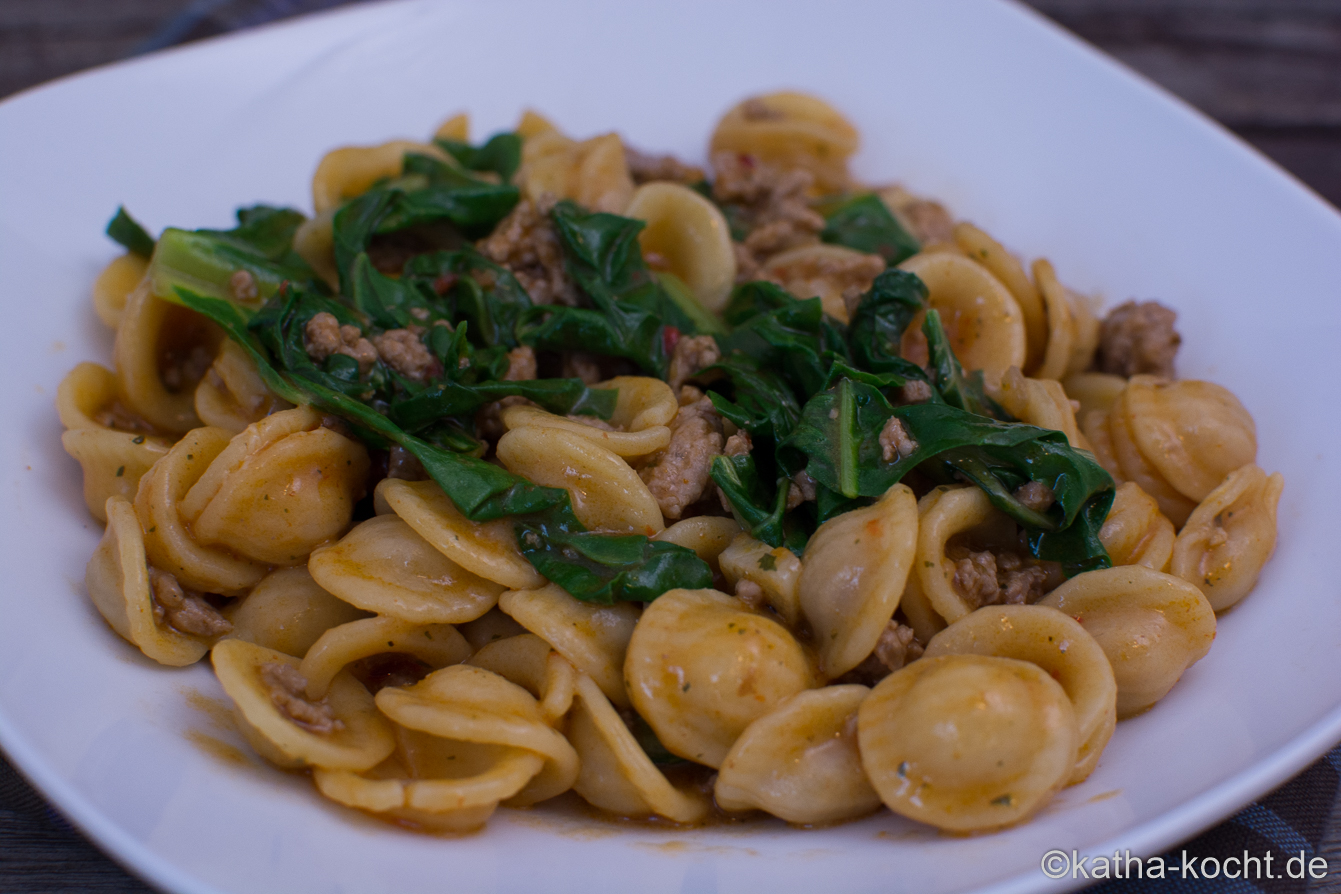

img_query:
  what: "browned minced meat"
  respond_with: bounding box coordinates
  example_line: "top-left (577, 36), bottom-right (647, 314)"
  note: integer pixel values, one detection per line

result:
top-left (786, 469), bottom-right (817, 510)
top-left (1014, 481), bottom-right (1055, 513)
top-left (624, 146), bottom-right (705, 185)
top-left (734, 579), bottom-right (766, 611)
top-left (259, 662), bottom-right (344, 735)
top-left (666, 334), bottom-right (721, 393)
top-left (477, 197), bottom-right (579, 306)
top-left (772, 249), bottom-right (884, 316)
top-left (160, 343), bottom-right (215, 394)
top-left (93, 401), bottom-right (157, 434)
top-left (839, 621), bottom-right (925, 685)
top-left (879, 416), bottom-right (918, 462)
top-left (347, 653), bottom-right (433, 695)
top-left (639, 387), bottom-right (725, 520)
top-left (711, 152), bottom-right (824, 279)
top-left (723, 429), bottom-right (752, 457)
top-left (148, 567), bottom-right (232, 639)
top-left (372, 326), bottom-right (438, 383)
top-left (561, 351), bottom-right (602, 385)
top-left (504, 345), bottom-right (537, 381)
top-left (304, 311), bottom-right (378, 375)
top-left (1094, 300), bottom-right (1181, 378)
top-left (899, 380), bottom-right (934, 405)
top-left (898, 200), bottom-right (955, 245)
top-left (229, 269), bottom-right (258, 303)
top-left (948, 547), bottom-right (1064, 609)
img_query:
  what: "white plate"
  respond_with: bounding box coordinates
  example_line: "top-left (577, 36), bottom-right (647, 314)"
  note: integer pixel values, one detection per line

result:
top-left (2, 1), bottom-right (1339, 892)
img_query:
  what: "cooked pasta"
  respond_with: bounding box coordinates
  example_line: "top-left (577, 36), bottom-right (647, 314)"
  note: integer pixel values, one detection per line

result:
top-left (63, 91), bottom-right (1281, 838)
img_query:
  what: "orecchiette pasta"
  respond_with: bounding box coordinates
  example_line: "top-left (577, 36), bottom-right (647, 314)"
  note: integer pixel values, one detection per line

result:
top-left (858, 654), bottom-right (1078, 832)
top-left (498, 584), bottom-right (640, 708)
top-left (65, 90), bottom-right (1285, 842)
top-left (624, 588), bottom-right (813, 768)
top-left (898, 252), bottom-right (1026, 388)
top-left (308, 514), bottom-right (504, 624)
top-left (1171, 464), bottom-right (1283, 611)
top-left (625, 182), bottom-right (737, 312)
top-left (923, 605), bottom-right (1117, 784)
top-left (1038, 566), bottom-right (1216, 717)
top-left (716, 685), bottom-right (881, 824)
top-left (797, 484), bottom-right (918, 678)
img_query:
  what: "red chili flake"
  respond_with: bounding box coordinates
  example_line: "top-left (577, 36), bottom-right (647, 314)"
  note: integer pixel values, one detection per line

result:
top-left (662, 326), bottom-right (681, 355)
top-left (432, 273), bottom-right (459, 295)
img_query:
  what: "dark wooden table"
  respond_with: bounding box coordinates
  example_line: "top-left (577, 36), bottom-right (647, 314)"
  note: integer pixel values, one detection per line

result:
top-left (2, 2), bottom-right (1339, 892)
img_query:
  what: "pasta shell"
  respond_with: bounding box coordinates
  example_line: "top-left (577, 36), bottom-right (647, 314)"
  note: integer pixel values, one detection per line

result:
top-left (224, 566), bottom-right (369, 658)
top-left (798, 484), bottom-right (918, 678)
top-left (1031, 259), bottom-right (1074, 382)
top-left (299, 615), bottom-right (471, 700)
top-left (1099, 482), bottom-right (1175, 572)
top-left (113, 285), bottom-right (220, 433)
top-left (1037, 566), bottom-right (1216, 717)
top-left (85, 496), bottom-right (211, 666)
top-left (500, 375), bottom-right (675, 458)
top-left (379, 478), bottom-right (544, 590)
top-left (458, 607), bottom-right (528, 651)
top-left (1106, 391), bottom-right (1197, 526)
top-left (566, 673), bottom-right (710, 823)
top-left (292, 208), bottom-right (338, 290)
top-left (1122, 376), bottom-right (1258, 505)
top-left (434, 112), bottom-right (469, 142)
top-left (654, 516), bottom-right (742, 577)
top-left (135, 426), bottom-right (269, 595)
top-left (624, 588), bottom-right (813, 768)
top-left (496, 426), bottom-right (664, 535)
top-left (715, 685), bottom-right (881, 824)
top-left (1171, 464), bottom-right (1283, 612)
top-left (308, 514), bottom-right (504, 625)
top-left (858, 654), bottom-right (1078, 832)
top-left (625, 182), bottom-right (736, 312)
top-left (212, 638), bottom-right (395, 771)
top-left (178, 406), bottom-right (370, 565)
top-left (924, 604), bottom-right (1117, 784)
top-left (954, 223), bottom-right (1047, 372)
top-left (62, 427), bottom-right (169, 523)
top-left (92, 253), bottom-right (148, 329)
top-left (709, 92), bottom-right (859, 193)
top-left (899, 252), bottom-right (1026, 388)
top-left (993, 367), bottom-right (1084, 449)
top-left (1062, 372), bottom-right (1128, 419)
top-left (314, 731), bottom-right (543, 833)
top-left (57, 362), bottom-right (122, 431)
top-left (376, 664), bottom-right (579, 806)
top-left (718, 532), bottom-right (802, 627)
top-left (311, 140), bottom-right (454, 215)
top-left (498, 584), bottom-right (640, 708)
top-left (913, 486), bottom-right (999, 624)
top-left (194, 339), bottom-right (289, 434)
top-left (519, 131), bottom-right (634, 213)
top-left (466, 633), bottom-right (577, 726)
top-left (759, 243), bottom-right (884, 324)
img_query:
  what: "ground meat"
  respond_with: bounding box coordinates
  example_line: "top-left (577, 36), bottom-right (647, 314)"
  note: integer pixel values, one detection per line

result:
top-left (561, 351), bottom-right (602, 385)
top-left (148, 567), bottom-right (232, 639)
top-left (734, 579), bottom-right (766, 611)
top-left (504, 345), bottom-right (537, 381)
top-left (879, 416), bottom-right (918, 462)
top-left (767, 249), bottom-right (885, 315)
top-left (880, 186), bottom-right (956, 245)
top-left (624, 146), bottom-right (705, 185)
top-left (948, 547), bottom-right (1063, 609)
top-left (711, 152), bottom-right (825, 278)
top-left (1094, 300), bottom-right (1181, 378)
top-left (837, 621), bottom-right (925, 685)
top-left (786, 469), bottom-right (817, 510)
top-left (1014, 481), bottom-right (1056, 513)
top-left (900, 380), bottom-right (934, 405)
top-left (723, 429), bottom-right (752, 457)
top-left (259, 662), bottom-right (344, 735)
top-left (372, 327), bottom-right (438, 383)
top-left (666, 334), bottom-right (721, 392)
top-left (476, 197), bottom-right (578, 306)
top-left (304, 312), bottom-right (378, 375)
top-left (160, 343), bottom-right (215, 394)
top-left (229, 269), bottom-right (258, 303)
top-left (639, 387), bottom-right (725, 520)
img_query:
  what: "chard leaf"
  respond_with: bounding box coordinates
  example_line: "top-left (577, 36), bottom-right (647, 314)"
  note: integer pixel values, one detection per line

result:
top-left (389, 377), bottom-right (616, 432)
top-left (435, 132), bottom-right (523, 183)
top-left (402, 249), bottom-right (532, 348)
top-left (923, 309), bottom-right (1010, 419)
top-left (106, 207), bottom-right (155, 257)
top-left (708, 453), bottom-right (790, 547)
top-left (819, 193), bottom-right (920, 265)
top-left (846, 269), bottom-right (927, 376)
top-left (715, 282), bottom-right (848, 400)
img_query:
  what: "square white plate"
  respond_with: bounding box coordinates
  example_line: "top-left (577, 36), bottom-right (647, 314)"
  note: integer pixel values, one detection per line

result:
top-left (2, 1), bottom-right (1339, 892)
